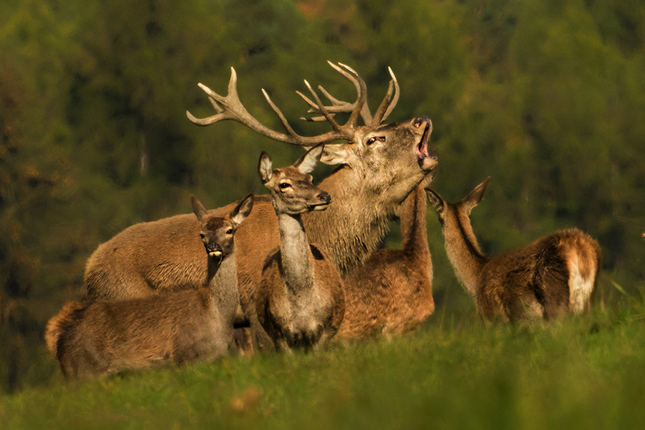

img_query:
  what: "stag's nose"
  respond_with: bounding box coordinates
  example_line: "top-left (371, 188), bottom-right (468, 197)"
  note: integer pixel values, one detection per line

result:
top-left (414, 116), bottom-right (430, 128)
top-left (318, 191), bottom-right (331, 204)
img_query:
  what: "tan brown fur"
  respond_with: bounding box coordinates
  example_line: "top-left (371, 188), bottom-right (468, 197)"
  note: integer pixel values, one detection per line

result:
top-left (338, 162), bottom-right (438, 339)
top-left (46, 196), bottom-right (252, 378)
top-left (427, 178), bottom-right (601, 322)
top-left (85, 66), bottom-right (436, 351)
top-left (255, 147), bottom-right (345, 350)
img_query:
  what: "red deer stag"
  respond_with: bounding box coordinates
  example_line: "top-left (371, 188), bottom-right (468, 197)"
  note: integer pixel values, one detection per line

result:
top-left (84, 62), bottom-right (436, 350)
top-left (46, 195), bottom-right (253, 378)
top-left (256, 146), bottom-right (345, 351)
top-left (338, 154), bottom-right (438, 339)
top-left (426, 178), bottom-right (601, 322)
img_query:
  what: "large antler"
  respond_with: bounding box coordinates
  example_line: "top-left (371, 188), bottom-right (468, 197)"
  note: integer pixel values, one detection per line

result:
top-left (186, 63), bottom-right (368, 146)
top-left (299, 62), bottom-right (400, 127)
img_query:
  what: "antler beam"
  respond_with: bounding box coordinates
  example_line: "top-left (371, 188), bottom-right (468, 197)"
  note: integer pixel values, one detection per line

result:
top-left (186, 64), bottom-right (370, 147)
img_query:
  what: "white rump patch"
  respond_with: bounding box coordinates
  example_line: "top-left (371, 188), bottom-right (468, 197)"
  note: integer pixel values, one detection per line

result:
top-left (568, 252), bottom-right (595, 313)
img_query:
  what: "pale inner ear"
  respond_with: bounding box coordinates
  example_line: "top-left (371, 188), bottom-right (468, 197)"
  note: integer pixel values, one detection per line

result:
top-left (320, 143), bottom-right (353, 166)
top-left (230, 194), bottom-right (254, 225)
top-left (296, 145), bottom-right (324, 174)
top-left (258, 153), bottom-right (273, 183)
top-left (191, 195), bottom-right (208, 222)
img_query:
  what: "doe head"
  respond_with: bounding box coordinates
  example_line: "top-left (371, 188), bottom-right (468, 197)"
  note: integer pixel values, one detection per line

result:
top-left (258, 144), bottom-right (331, 215)
top-left (191, 193), bottom-right (254, 260)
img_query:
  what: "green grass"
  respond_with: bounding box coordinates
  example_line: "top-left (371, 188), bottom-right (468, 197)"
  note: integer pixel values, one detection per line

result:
top-left (2, 300), bottom-right (645, 430)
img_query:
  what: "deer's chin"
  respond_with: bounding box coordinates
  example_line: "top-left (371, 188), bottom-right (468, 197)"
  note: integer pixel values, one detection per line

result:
top-left (419, 155), bottom-right (439, 172)
top-left (208, 251), bottom-right (223, 258)
top-left (310, 204), bottom-right (330, 211)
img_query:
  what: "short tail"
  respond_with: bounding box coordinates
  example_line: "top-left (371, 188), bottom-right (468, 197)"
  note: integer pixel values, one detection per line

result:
top-left (45, 301), bottom-right (87, 357)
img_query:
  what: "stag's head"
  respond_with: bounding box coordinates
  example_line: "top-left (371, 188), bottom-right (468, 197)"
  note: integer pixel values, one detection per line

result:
top-left (191, 194), bottom-right (254, 260)
top-left (258, 145), bottom-right (331, 216)
top-left (187, 62), bottom-right (437, 209)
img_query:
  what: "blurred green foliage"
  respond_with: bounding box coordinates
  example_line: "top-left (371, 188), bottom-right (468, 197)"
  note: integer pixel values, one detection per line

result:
top-left (1, 0), bottom-right (644, 393)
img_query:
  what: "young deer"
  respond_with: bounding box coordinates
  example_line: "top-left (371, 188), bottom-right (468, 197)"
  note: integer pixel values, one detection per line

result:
top-left (45, 194), bottom-right (253, 378)
top-left (426, 178), bottom-right (601, 322)
top-left (256, 146), bottom-right (345, 351)
top-left (338, 155), bottom-right (438, 338)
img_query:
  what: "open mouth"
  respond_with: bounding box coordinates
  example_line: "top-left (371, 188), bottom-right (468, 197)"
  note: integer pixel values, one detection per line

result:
top-left (415, 121), bottom-right (433, 160)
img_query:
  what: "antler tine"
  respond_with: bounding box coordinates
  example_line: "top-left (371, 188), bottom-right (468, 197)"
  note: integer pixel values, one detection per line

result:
top-left (296, 87), bottom-right (348, 122)
top-left (298, 62), bottom-right (377, 125)
top-left (261, 89), bottom-right (299, 137)
top-left (303, 80), bottom-right (342, 131)
top-left (187, 67), bottom-right (353, 146)
top-left (371, 67), bottom-right (400, 125)
top-left (332, 62), bottom-right (368, 128)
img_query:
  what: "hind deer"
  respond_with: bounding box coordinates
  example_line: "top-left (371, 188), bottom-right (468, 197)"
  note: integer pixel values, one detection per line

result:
top-left (84, 62), bottom-right (436, 351)
top-left (426, 177), bottom-right (601, 322)
top-left (338, 154), bottom-right (438, 338)
top-left (45, 194), bottom-right (253, 378)
top-left (256, 146), bottom-right (345, 351)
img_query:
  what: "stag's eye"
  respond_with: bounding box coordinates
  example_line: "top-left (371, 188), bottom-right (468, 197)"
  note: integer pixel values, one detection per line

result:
top-left (225, 228), bottom-right (234, 235)
top-left (279, 182), bottom-right (291, 190)
top-left (366, 136), bottom-right (385, 146)
top-left (199, 233), bottom-right (205, 239)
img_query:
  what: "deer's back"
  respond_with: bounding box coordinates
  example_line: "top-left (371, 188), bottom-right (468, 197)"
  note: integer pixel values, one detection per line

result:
top-left (477, 228), bottom-right (600, 321)
top-left (339, 248), bottom-right (434, 338)
top-left (85, 213), bottom-right (211, 300)
top-left (57, 289), bottom-right (229, 377)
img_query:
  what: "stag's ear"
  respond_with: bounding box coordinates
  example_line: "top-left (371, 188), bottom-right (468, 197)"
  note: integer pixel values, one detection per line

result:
top-left (230, 193), bottom-right (254, 225)
top-left (258, 151), bottom-right (273, 183)
top-left (191, 195), bottom-right (208, 222)
top-left (320, 143), bottom-right (353, 166)
top-left (295, 144), bottom-right (324, 174)
top-left (461, 177), bottom-right (491, 215)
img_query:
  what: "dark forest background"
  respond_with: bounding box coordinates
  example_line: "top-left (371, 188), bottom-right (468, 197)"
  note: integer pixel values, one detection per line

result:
top-left (1, 0), bottom-right (644, 393)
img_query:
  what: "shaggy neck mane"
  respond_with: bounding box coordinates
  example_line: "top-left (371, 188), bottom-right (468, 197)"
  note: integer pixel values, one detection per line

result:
top-left (302, 166), bottom-right (390, 277)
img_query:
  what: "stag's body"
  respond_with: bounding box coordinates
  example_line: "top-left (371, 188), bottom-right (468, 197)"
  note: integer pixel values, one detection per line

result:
top-left (338, 167), bottom-right (438, 338)
top-left (84, 63), bottom-right (436, 350)
top-left (46, 196), bottom-right (253, 378)
top-left (427, 178), bottom-right (601, 322)
top-left (255, 148), bottom-right (344, 350)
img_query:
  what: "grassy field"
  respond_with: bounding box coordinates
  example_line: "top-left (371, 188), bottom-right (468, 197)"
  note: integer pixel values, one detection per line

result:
top-left (2, 295), bottom-right (645, 430)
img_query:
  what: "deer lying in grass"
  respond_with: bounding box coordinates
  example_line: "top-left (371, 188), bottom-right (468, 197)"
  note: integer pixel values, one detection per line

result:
top-left (256, 146), bottom-right (345, 350)
top-left (338, 153), bottom-right (438, 338)
top-left (85, 63), bottom-right (436, 351)
top-left (426, 177), bottom-right (601, 322)
top-left (45, 194), bottom-right (253, 378)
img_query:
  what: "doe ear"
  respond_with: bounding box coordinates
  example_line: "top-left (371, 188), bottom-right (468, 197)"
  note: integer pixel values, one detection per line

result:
top-left (191, 194), bottom-right (208, 222)
top-left (461, 177), bottom-right (491, 215)
top-left (295, 143), bottom-right (324, 174)
top-left (425, 189), bottom-right (445, 216)
top-left (258, 151), bottom-right (273, 183)
top-left (230, 193), bottom-right (254, 225)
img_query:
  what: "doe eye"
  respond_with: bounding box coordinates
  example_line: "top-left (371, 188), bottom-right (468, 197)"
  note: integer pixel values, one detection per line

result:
top-left (279, 182), bottom-right (291, 189)
top-left (199, 233), bottom-right (205, 239)
top-left (225, 229), bottom-right (234, 235)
